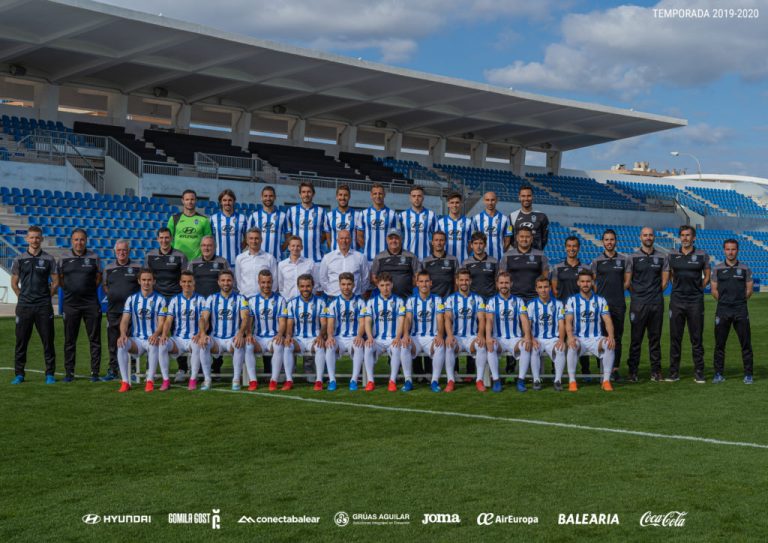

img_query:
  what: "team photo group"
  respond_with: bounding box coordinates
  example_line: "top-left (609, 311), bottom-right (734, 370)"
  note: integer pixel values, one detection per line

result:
top-left (11, 181), bottom-right (754, 394)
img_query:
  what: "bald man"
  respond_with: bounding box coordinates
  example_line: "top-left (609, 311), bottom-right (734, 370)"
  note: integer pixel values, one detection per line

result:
top-left (471, 192), bottom-right (511, 260)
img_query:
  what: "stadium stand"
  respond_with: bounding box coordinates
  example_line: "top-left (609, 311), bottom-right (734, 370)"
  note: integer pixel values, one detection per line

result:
top-left (1, 114), bottom-right (70, 141)
top-left (436, 164), bottom-right (564, 205)
top-left (143, 129), bottom-right (251, 165)
top-left (379, 158), bottom-right (444, 183)
top-left (528, 173), bottom-right (643, 211)
top-left (249, 142), bottom-right (365, 180)
top-left (338, 152), bottom-right (409, 184)
top-left (607, 180), bottom-right (680, 203)
top-left (686, 186), bottom-right (768, 217)
top-left (73, 121), bottom-right (165, 162)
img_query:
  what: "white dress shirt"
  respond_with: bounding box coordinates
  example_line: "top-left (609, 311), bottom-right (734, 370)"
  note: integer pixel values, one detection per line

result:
top-left (319, 248), bottom-right (370, 297)
top-left (277, 256), bottom-right (319, 300)
top-left (235, 249), bottom-right (277, 298)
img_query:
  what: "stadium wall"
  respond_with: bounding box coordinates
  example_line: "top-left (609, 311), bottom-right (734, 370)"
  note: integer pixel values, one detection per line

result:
top-left (0, 161), bottom-right (94, 195)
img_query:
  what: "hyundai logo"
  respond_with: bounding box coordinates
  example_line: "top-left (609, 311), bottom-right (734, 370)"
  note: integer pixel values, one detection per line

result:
top-left (82, 514), bottom-right (101, 524)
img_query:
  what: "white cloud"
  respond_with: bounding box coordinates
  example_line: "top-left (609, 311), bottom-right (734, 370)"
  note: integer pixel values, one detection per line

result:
top-left (662, 122), bottom-right (730, 146)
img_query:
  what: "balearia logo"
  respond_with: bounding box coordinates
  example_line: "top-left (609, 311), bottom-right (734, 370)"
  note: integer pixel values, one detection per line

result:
top-left (421, 513), bottom-right (461, 525)
top-left (640, 511), bottom-right (687, 527)
top-left (476, 513), bottom-right (539, 525)
top-left (82, 514), bottom-right (151, 525)
top-left (334, 512), bottom-right (350, 527)
top-left (558, 513), bottom-right (620, 525)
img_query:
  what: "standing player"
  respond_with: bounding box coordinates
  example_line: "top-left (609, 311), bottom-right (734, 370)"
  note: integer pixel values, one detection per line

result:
top-left (565, 270), bottom-right (615, 392)
top-left (667, 225), bottom-right (710, 383)
top-left (499, 226), bottom-right (549, 302)
top-left (421, 231), bottom-right (459, 299)
top-left (209, 189), bottom-right (247, 269)
top-left (167, 189), bottom-right (212, 261)
top-left (444, 268), bottom-right (487, 392)
top-left (356, 182), bottom-right (398, 262)
top-left (711, 239), bottom-right (754, 384)
top-left (363, 272), bottom-right (406, 392)
top-left (462, 232), bottom-right (497, 301)
top-left (401, 271), bottom-right (445, 392)
top-left (325, 185), bottom-right (357, 251)
top-left (245, 270), bottom-right (287, 392)
top-left (248, 185), bottom-right (289, 260)
top-left (102, 239), bottom-right (140, 382)
top-left (370, 229), bottom-right (419, 300)
top-left (509, 185), bottom-right (549, 250)
top-left (278, 235), bottom-right (319, 300)
top-left (318, 229), bottom-right (369, 297)
top-left (399, 185), bottom-right (436, 260)
top-left (324, 272), bottom-right (367, 391)
top-left (525, 277), bottom-right (566, 391)
top-left (286, 182), bottom-right (328, 263)
top-left (438, 192), bottom-right (474, 263)
top-left (115, 269), bottom-right (166, 393)
top-left (10, 226), bottom-right (58, 385)
top-left (471, 192), bottom-right (511, 260)
top-left (282, 274), bottom-right (326, 391)
top-left (235, 227), bottom-right (278, 298)
top-left (197, 270), bottom-right (250, 391)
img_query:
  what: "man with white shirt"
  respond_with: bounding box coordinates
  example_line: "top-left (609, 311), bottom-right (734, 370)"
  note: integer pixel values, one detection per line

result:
top-left (277, 235), bottom-right (318, 300)
top-left (235, 227), bottom-right (277, 298)
top-left (318, 229), bottom-right (369, 297)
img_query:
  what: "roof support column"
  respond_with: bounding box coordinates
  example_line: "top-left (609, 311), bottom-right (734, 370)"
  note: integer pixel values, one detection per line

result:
top-left (471, 142), bottom-right (487, 168)
top-left (430, 137), bottom-right (446, 165)
top-left (172, 104), bottom-right (191, 130)
top-left (509, 145), bottom-right (525, 176)
top-left (385, 131), bottom-right (402, 159)
top-left (33, 83), bottom-right (59, 122)
top-left (338, 124), bottom-right (357, 153)
top-left (546, 150), bottom-right (562, 175)
top-left (290, 118), bottom-right (306, 146)
top-left (106, 93), bottom-right (128, 126)
top-left (231, 111), bottom-right (252, 149)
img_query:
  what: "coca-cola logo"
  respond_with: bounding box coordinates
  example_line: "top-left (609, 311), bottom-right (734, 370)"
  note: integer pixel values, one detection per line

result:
top-left (640, 511), bottom-right (687, 527)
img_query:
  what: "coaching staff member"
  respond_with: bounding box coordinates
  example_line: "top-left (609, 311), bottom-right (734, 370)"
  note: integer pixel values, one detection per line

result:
top-left (188, 235), bottom-right (230, 298)
top-left (421, 230), bottom-right (459, 298)
top-left (667, 225), bottom-right (710, 383)
top-left (59, 228), bottom-right (102, 382)
top-left (11, 226), bottom-right (58, 384)
top-left (499, 226), bottom-right (549, 302)
top-left (711, 239), bottom-right (753, 384)
top-left (462, 231), bottom-right (497, 300)
top-left (370, 228), bottom-right (418, 300)
top-left (102, 239), bottom-right (141, 381)
top-left (625, 227), bottom-right (669, 382)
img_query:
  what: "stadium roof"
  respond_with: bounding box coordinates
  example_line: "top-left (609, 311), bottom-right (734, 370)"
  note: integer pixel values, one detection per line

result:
top-left (0, 0), bottom-right (687, 152)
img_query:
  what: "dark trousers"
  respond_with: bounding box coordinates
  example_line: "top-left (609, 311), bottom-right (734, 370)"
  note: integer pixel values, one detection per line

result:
top-left (15, 304), bottom-right (55, 377)
top-left (714, 305), bottom-right (752, 375)
top-left (106, 311), bottom-right (123, 375)
top-left (602, 305), bottom-right (626, 370)
top-left (628, 301), bottom-right (663, 374)
top-left (63, 303), bottom-right (102, 376)
top-left (669, 300), bottom-right (705, 374)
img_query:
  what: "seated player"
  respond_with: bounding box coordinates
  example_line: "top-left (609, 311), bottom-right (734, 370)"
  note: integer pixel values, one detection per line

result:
top-left (196, 270), bottom-right (250, 391)
top-left (523, 276), bottom-right (566, 391)
top-left (324, 272), bottom-right (367, 391)
top-left (245, 269), bottom-right (287, 392)
top-left (484, 272), bottom-right (532, 393)
top-left (159, 271), bottom-right (206, 391)
top-left (116, 269), bottom-right (167, 392)
top-left (283, 274), bottom-right (326, 391)
top-left (363, 272), bottom-right (406, 392)
top-left (565, 270), bottom-right (616, 392)
top-left (402, 271), bottom-right (446, 392)
top-left (443, 268), bottom-right (487, 392)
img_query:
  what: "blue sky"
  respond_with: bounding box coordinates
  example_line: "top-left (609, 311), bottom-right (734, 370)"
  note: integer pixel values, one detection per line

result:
top-left (101, 0), bottom-right (767, 176)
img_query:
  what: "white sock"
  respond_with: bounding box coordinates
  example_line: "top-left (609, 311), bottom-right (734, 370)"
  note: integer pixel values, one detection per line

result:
top-left (200, 343), bottom-right (213, 382)
top-left (158, 343), bottom-right (170, 381)
top-left (566, 348), bottom-right (578, 382)
top-left (117, 343), bottom-right (130, 383)
top-left (554, 349), bottom-right (566, 382)
top-left (351, 345), bottom-right (364, 382)
top-left (476, 346), bottom-right (488, 382)
top-left (190, 343), bottom-right (204, 382)
top-left (283, 343), bottom-right (295, 382)
top-left (146, 344), bottom-right (158, 382)
top-left (486, 347), bottom-right (499, 380)
top-left (517, 347), bottom-right (531, 380)
top-left (270, 343), bottom-right (284, 382)
top-left (430, 346), bottom-right (445, 383)
top-left (364, 345), bottom-right (376, 384)
top-left (445, 346), bottom-right (456, 382)
top-left (324, 347), bottom-right (337, 383)
top-left (232, 347), bottom-right (243, 383)
top-left (314, 348), bottom-right (326, 383)
top-left (245, 344), bottom-right (257, 382)
top-left (530, 349), bottom-right (541, 382)
top-left (601, 348), bottom-right (615, 382)
top-left (388, 345), bottom-right (401, 382)
top-left (399, 346), bottom-right (412, 381)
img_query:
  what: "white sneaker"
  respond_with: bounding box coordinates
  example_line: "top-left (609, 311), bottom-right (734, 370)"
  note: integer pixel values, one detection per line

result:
top-left (174, 370), bottom-right (187, 384)
top-left (201, 379), bottom-right (212, 391)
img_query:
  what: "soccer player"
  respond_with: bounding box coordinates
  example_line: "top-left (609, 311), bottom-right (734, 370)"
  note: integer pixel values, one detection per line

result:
top-left (401, 271), bottom-right (445, 392)
top-left (235, 227), bottom-right (278, 298)
top-left (363, 272), bottom-right (406, 392)
top-left (116, 269), bottom-right (167, 393)
top-left (509, 185), bottom-right (549, 250)
top-left (245, 270), bottom-right (287, 392)
top-left (318, 229), bottom-right (369, 297)
top-left (209, 189), bottom-right (247, 268)
top-left (283, 274), bottom-right (326, 391)
top-left (421, 231), bottom-right (459, 298)
top-left (188, 236), bottom-right (230, 298)
top-left (591, 229), bottom-right (629, 382)
top-left (471, 191), bottom-right (511, 260)
top-left (667, 225), bottom-right (710, 383)
top-left (278, 235), bottom-right (319, 300)
top-left (102, 239), bottom-right (140, 382)
top-left (325, 184), bottom-right (358, 251)
top-left (399, 185), bottom-right (437, 259)
top-left (499, 226), bottom-right (549, 302)
top-left (444, 268), bottom-right (487, 392)
top-left (58, 228), bottom-right (102, 382)
top-left (167, 189), bottom-right (212, 261)
top-left (711, 239), bottom-right (754, 384)
top-left (625, 227), bottom-right (669, 382)
top-left (462, 231), bottom-right (497, 300)
top-left (159, 271), bottom-right (206, 391)
top-left (10, 226), bottom-right (58, 385)
top-left (324, 272), bottom-right (367, 391)
top-left (565, 271), bottom-right (615, 392)
top-left (197, 270), bottom-right (250, 391)
top-left (286, 182), bottom-right (328, 263)
top-left (438, 192), bottom-right (474, 263)
top-left (356, 182), bottom-right (398, 262)
top-left (248, 185), bottom-right (289, 260)
top-left (525, 276), bottom-right (566, 391)
top-left (370, 229), bottom-right (419, 300)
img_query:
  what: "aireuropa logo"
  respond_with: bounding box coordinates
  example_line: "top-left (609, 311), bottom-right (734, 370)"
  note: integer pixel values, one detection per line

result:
top-left (421, 513), bottom-right (461, 525)
top-left (640, 511), bottom-right (687, 527)
top-left (82, 514), bottom-right (152, 525)
top-left (334, 512), bottom-right (350, 527)
top-left (476, 513), bottom-right (539, 526)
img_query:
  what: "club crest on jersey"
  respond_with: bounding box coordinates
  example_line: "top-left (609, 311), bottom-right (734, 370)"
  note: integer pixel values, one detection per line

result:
top-left (443, 259), bottom-right (450, 267)
top-left (737, 269), bottom-right (743, 276)
top-left (653, 257), bottom-right (659, 265)
top-left (484, 262), bottom-right (491, 270)
top-left (213, 263), bottom-right (219, 269)
top-left (400, 257), bottom-right (406, 265)
top-left (529, 255), bottom-right (535, 262)
top-left (84, 258), bottom-right (90, 265)
top-left (691, 255), bottom-right (698, 262)
top-left (531, 215), bottom-right (536, 222)
top-left (169, 256), bottom-right (175, 263)
top-left (38, 258), bottom-right (44, 266)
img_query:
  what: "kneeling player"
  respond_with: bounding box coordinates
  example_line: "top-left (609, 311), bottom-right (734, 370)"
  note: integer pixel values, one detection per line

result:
top-left (283, 274), bottom-right (326, 391)
top-left (246, 270), bottom-right (286, 391)
top-left (444, 268), bottom-right (487, 392)
top-left (402, 271), bottom-right (446, 392)
top-left (485, 272), bottom-right (532, 393)
top-left (196, 270), bottom-right (250, 391)
top-left (565, 270), bottom-right (616, 392)
top-left (363, 272), bottom-right (406, 392)
top-left (116, 269), bottom-right (167, 392)
top-left (524, 276), bottom-right (566, 391)
top-left (324, 272), bottom-right (366, 391)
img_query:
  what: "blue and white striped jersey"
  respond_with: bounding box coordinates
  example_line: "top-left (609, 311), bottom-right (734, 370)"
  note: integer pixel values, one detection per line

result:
top-left (364, 294), bottom-right (405, 340)
top-left (284, 295), bottom-right (326, 339)
top-left (325, 208), bottom-right (357, 251)
top-left (565, 293), bottom-right (610, 339)
top-left (209, 211), bottom-right (248, 267)
top-left (122, 291), bottom-right (166, 340)
top-left (444, 291), bottom-right (485, 337)
top-left (325, 294), bottom-right (366, 338)
top-left (399, 208), bottom-right (437, 259)
top-left (203, 292), bottom-right (249, 339)
top-left (471, 211), bottom-right (511, 260)
top-left (247, 208), bottom-right (289, 260)
top-left (166, 292), bottom-right (205, 339)
top-left (248, 292), bottom-right (286, 338)
top-left (485, 294), bottom-right (526, 339)
top-left (406, 293), bottom-right (444, 337)
top-left (437, 215), bottom-right (474, 262)
top-left (356, 206), bottom-right (398, 261)
top-left (524, 298), bottom-right (564, 340)
top-left (286, 204), bottom-right (327, 263)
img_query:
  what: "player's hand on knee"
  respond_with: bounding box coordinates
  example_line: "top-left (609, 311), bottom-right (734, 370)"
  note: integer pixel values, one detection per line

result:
top-left (567, 337), bottom-right (579, 350)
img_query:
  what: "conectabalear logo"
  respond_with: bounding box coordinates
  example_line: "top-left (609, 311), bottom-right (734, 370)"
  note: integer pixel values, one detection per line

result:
top-left (640, 511), bottom-right (687, 527)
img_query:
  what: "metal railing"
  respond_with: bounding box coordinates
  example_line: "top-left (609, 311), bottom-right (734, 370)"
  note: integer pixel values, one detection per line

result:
top-left (16, 133), bottom-right (104, 193)
top-left (281, 173), bottom-right (442, 197)
top-left (34, 128), bottom-right (106, 152)
top-left (0, 234), bottom-right (21, 274)
top-left (106, 136), bottom-right (142, 177)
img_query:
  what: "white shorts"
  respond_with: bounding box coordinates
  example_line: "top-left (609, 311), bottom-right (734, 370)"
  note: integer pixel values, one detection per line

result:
top-left (211, 337), bottom-right (240, 354)
top-left (572, 337), bottom-right (609, 358)
top-left (332, 336), bottom-right (359, 356)
top-left (294, 336), bottom-right (321, 354)
top-left (452, 336), bottom-right (481, 354)
top-left (369, 338), bottom-right (397, 358)
top-left (168, 337), bottom-right (193, 357)
top-left (493, 337), bottom-right (525, 357)
top-left (128, 337), bottom-right (155, 356)
top-left (253, 336), bottom-right (278, 353)
top-left (534, 338), bottom-right (564, 359)
top-left (410, 335), bottom-right (439, 356)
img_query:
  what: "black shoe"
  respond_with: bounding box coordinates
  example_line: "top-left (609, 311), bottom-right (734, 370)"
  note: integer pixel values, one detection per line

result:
top-left (650, 372), bottom-right (662, 382)
top-left (665, 372), bottom-right (680, 382)
top-left (628, 373), bottom-right (639, 383)
top-left (694, 371), bottom-right (706, 384)
top-left (610, 370), bottom-right (622, 383)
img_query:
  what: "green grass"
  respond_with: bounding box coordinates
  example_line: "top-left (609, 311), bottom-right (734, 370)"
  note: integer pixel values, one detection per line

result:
top-left (2, 296), bottom-right (768, 542)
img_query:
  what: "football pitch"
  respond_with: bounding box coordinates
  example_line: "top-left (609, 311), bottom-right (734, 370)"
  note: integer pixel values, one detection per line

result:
top-left (2, 296), bottom-right (768, 542)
